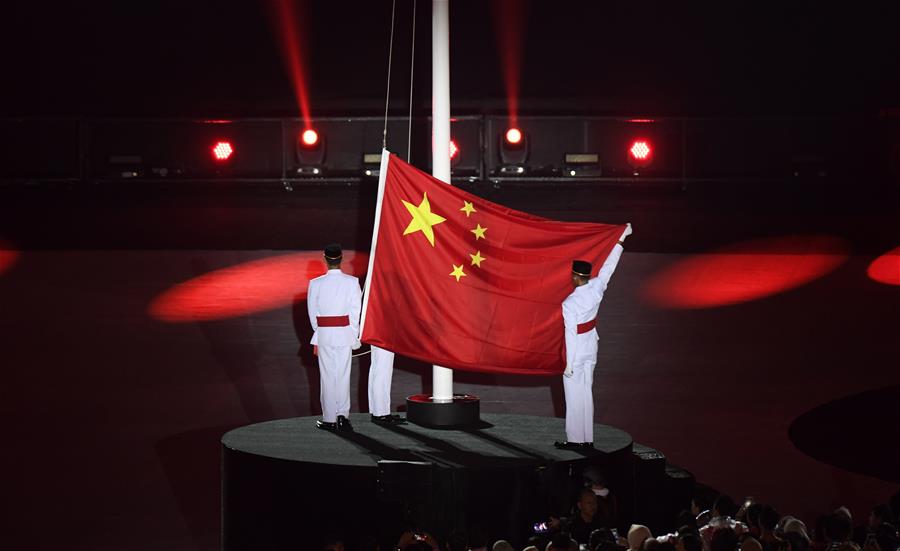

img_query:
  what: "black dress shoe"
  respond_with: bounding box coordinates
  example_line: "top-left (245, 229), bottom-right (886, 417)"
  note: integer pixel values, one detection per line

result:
top-left (371, 414), bottom-right (407, 425)
top-left (316, 420), bottom-right (337, 431)
top-left (337, 415), bottom-right (354, 432)
top-left (554, 441), bottom-right (594, 450)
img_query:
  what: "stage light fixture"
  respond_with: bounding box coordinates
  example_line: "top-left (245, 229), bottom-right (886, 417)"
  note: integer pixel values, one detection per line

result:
top-left (301, 129), bottom-right (319, 147)
top-left (499, 127), bottom-right (529, 173)
top-left (563, 153), bottom-right (602, 178)
top-left (212, 141), bottom-right (234, 162)
top-left (296, 127), bottom-right (325, 174)
top-left (363, 153), bottom-right (381, 177)
top-left (627, 139), bottom-right (653, 172)
top-left (505, 127), bottom-right (522, 145)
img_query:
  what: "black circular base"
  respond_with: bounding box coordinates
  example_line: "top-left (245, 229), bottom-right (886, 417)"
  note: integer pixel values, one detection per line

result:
top-left (221, 414), bottom-right (635, 550)
top-left (406, 393), bottom-right (480, 428)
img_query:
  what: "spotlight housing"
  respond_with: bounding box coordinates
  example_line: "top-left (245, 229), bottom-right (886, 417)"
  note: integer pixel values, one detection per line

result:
top-left (296, 127), bottom-right (325, 175)
top-left (499, 127), bottom-right (529, 173)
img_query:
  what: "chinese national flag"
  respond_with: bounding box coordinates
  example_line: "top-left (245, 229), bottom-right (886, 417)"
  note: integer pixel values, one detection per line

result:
top-left (360, 151), bottom-right (625, 375)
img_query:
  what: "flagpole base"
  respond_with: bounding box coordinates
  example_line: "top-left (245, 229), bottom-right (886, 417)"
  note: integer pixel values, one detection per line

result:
top-left (406, 394), bottom-right (480, 428)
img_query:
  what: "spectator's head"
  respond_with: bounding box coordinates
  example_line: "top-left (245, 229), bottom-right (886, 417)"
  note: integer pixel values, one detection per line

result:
top-left (583, 466), bottom-right (608, 489)
top-left (759, 505), bottom-right (780, 534)
top-left (740, 537), bottom-right (762, 551)
top-left (493, 541), bottom-right (515, 551)
top-left (677, 510), bottom-right (699, 531)
top-left (890, 491), bottom-right (900, 525)
top-left (835, 543), bottom-right (860, 551)
top-left (784, 530), bottom-right (811, 551)
top-left (835, 508), bottom-right (853, 523)
top-left (711, 528), bottom-right (739, 551)
top-left (595, 541), bottom-right (619, 551)
top-left (406, 543), bottom-right (433, 551)
top-left (776, 516), bottom-right (797, 538)
top-left (825, 512), bottom-right (853, 544)
top-left (870, 505), bottom-right (894, 529)
top-left (737, 498), bottom-right (755, 524)
top-left (548, 533), bottom-right (577, 551)
top-left (643, 538), bottom-right (661, 551)
top-left (679, 532), bottom-right (703, 551)
top-left (658, 540), bottom-right (677, 551)
top-left (813, 515), bottom-right (830, 544)
top-left (747, 504), bottom-right (764, 534)
top-left (628, 525), bottom-right (653, 551)
top-left (589, 528), bottom-right (616, 550)
top-left (875, 523), bottom-right (898, 551)
top-left (714, 496), bottom-right (739, 519)
top-left (578, 487), bottom-right (599, 520)
top-left (693, 488), bottom-right (718, 517)
top-left (783, 518), bottom-right (809, 541)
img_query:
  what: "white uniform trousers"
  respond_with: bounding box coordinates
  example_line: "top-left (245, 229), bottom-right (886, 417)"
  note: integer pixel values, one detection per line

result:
top-left (563, 345), bottom-right (597, 443)
top-left (318, 345), bottom-right (351, 422)
top-left (368, 346), bottom-right (395, 417)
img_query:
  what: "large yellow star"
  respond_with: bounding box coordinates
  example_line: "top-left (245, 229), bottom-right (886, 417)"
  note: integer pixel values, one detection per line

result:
top-left (402, 192), bottom-right (446, 247)
top-left (460, 201), bottom-right (477, 217)
top-left (471, 223), bottom-right (487, 240)
top-left (449, 264), bottom-right (467, 282)
top-left (469, 250), bottom-right (485, 267)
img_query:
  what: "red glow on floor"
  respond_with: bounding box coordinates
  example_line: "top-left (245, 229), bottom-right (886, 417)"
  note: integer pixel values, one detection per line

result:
top-left (867, 247), bottom-right (900, 285)
top-left (0, 246), bottom-right (18, 275)
top-left (641, 235), bottom-right (849, 309)
top-left (149, 251), bottom-right (369, 322)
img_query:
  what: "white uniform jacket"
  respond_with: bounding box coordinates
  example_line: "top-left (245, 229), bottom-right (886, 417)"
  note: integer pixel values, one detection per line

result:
top-left (562, 244), bottom-right (624, 368)
top-left (307, 269), bottom-right (362, 348)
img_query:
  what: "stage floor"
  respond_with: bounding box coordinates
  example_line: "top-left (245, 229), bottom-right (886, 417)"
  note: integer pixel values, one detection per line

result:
top-left (222, 413), bottom-right (632, 468)
top-left (221, 414), bottom-right (636, 549)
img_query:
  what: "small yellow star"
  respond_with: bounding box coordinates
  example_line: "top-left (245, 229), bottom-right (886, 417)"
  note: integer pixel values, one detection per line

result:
top-left (469, 251), bottom-right (485, 267)
top-left (449, 264), bottom-right (467, 282)
top-left (471, 223), bottom-right (487, 240)
top-left (460, 201), bottom-right (477, 217)
top-left (402, 192), bottom-right (447, 247)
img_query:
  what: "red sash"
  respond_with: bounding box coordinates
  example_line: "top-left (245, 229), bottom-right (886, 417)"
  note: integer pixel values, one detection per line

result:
top-left (577, 319), bottom-right (596, 334)
top-left (317, 315), bottom-right (350, 327)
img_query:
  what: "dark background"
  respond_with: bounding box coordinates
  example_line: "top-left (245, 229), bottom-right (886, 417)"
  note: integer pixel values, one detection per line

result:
top-left (3, 1), bottom-right (900, 117)
top-left (1, 1), bottom-right (899, 550)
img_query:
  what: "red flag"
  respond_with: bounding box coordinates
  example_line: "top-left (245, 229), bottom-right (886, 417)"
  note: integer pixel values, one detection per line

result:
top-left (360, 152), bottom-right (625, 375)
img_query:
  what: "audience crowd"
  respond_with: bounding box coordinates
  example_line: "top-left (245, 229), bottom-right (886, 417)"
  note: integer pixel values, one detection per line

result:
top-left (319, 479), bottom-right (900, 551)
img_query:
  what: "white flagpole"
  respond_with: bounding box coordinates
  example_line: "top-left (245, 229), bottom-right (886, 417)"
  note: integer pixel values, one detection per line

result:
top-left (358, 149), bottom-right (392, 340)
top-left (431, 0), bottom-right (453, 402)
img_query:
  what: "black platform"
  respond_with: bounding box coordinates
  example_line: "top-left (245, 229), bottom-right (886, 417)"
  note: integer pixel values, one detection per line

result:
top-left (222, 413), bottom-right (634, 550)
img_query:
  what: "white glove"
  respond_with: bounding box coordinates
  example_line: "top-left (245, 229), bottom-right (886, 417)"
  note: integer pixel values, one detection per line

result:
top-left (620, 222), bottom-right (632, 241)
top-left (563, 365), bottom-right (574, 378)
top-left (352, 339), bottom-right (362, 351)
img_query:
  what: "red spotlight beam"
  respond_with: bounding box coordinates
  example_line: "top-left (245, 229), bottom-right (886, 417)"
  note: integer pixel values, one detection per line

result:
top-left (492, 0), bottom-right (525, 129)
top-left (270, 0), bottom-right (312, 128)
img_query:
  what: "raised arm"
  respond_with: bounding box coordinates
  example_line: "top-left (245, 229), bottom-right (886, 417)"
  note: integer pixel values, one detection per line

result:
top-left (588, 224), bottom-right (631, 294)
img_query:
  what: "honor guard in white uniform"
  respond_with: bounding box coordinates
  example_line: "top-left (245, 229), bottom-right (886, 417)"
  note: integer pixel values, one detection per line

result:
top-left (307, 243), bottom-right (361, 432)
top-left (368, 346), bottom-right (406, 425)
top-left (555, 224), bottom-right (632, 449)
